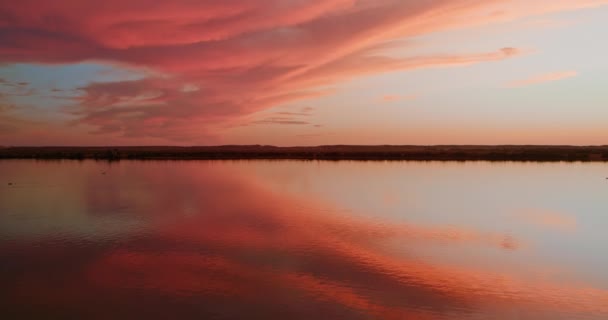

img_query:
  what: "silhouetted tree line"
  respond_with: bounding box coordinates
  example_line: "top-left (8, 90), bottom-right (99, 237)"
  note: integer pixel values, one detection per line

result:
top-left (0, 146), bottom-right (607, 161)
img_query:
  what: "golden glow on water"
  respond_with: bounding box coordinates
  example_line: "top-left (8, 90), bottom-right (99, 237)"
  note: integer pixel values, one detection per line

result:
top-left (1, 160), bottom-right (608, 319)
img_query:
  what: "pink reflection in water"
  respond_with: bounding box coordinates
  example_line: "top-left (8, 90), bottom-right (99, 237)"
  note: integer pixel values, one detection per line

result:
top-left (1, 160), bottom-right (608, 319)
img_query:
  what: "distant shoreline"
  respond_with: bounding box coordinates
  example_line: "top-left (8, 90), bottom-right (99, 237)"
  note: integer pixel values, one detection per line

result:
top-left (1, 145), bottom-right (607, 161)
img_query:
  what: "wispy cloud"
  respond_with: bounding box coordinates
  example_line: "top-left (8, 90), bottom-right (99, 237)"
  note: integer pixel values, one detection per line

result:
top-left (514, 209), bottom-right (577, 232)
top-left (380, 94), bottom-right (417, 103)
top-left (246, 106), bottom-right (316, 127)
top-left (0, 79), bottom-right (36, 97)
top-left (507, 71), bottom-right (578, 87)
top-left (252, 118), bottom-right (311, 126)
top-left (0, 0), bottom-right (606, 143)
top-left (275, 107), bottom-right (315, 117)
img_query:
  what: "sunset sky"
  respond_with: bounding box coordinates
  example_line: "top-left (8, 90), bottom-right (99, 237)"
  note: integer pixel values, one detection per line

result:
top-left (1, 0), bottom-right (607, 146)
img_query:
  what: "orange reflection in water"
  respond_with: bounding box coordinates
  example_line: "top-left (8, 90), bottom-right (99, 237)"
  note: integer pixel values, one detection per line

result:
top-left (85, 162), bottom-right (608, 319)
top-left (1, 160), bottom-right (608, 319)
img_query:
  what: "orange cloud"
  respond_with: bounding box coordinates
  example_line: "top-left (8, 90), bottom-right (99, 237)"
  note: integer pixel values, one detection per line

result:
top-left (515, 209), bottom-right (577, 232)
top-left (381, 94), bottom-right (417, 103)
top-left (0, 0), bottom-right (605, 143)
top-left (507, 70), bottom-right (578, 87)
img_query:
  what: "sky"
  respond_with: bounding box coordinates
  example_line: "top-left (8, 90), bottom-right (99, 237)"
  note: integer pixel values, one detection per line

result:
top-left (0, 0), bottom-right (607, 146)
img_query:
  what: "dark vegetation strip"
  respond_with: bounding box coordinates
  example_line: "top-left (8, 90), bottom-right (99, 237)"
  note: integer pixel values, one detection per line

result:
top-left (0, 145), bottom-right (607, 161)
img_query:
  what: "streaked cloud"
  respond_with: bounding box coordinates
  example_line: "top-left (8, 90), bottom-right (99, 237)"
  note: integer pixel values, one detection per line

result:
top-left (380, 94), bottom-right (417, 103)
top-left (507, 70), bottom-right (578, 87)
top-left (0, 0), bottom-right (606, 144)
top-left (252, 118), bottom-right (311, 126)
top-left (515, 209), bottom-right (577, 232)
top-left (246, 106), bottom-right (316, 126)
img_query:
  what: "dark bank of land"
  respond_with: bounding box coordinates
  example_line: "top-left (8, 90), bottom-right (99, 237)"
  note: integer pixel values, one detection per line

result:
top-left (0, 145), bottom-right (607, 161)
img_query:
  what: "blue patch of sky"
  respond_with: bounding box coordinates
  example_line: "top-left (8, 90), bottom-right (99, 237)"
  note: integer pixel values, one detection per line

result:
top-left (0, 62), bottom-right (149, 120)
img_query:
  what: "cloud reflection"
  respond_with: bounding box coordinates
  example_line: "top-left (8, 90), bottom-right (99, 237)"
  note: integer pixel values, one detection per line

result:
top-left (1, 161), bottom-right (608, 319)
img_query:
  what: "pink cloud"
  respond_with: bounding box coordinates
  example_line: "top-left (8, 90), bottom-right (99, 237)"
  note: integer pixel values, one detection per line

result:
top-left (514, 209), bottom-right (577, 232)
top-left (507, 71), bottom-right (578, 87)
top-left (381, 94), bottom-right (417, 103)
top-left (0, 0), bottom-right (605, 144)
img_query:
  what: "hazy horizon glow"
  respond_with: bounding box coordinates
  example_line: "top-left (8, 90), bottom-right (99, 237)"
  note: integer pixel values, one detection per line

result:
top-left (1, 1), bottom-right (607, 146)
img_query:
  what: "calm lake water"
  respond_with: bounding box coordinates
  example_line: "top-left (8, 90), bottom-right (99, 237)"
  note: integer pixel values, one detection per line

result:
top-left (1, 160), bottom-right (608, 319)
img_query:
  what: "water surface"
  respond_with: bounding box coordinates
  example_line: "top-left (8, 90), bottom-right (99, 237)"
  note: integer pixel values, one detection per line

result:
top-left (1, 160), bottom-right (608, 319)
